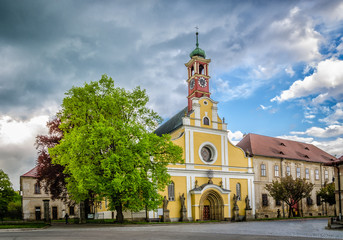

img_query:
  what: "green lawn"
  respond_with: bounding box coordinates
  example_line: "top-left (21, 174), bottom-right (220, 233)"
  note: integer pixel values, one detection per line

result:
top-left (0, 222), bottom-right (48, 229)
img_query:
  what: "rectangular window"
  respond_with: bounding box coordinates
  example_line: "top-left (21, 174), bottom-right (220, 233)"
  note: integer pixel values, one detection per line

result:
top-left (262, 194), bottom-right (268, 206)
top-left (316, 194), bottom-right (321, 206)
top-left (315, 169), bottom-right (319, 180)
top-left (34, 183), bottom-right (41, 194)
top-left (274, 165), bottom-right (279, 177)
top-left (296, 167), bottom-right (301, 178)
top-left (286, 166), bottom-right (291, 176)
top-left (275, 199), bottom-right (281, 206)
top-left (324, 170), bottom-right (328, 180)
top-left (306, 197), bottom-right (313, 206)
top-left (168, 182), bottom-right (175, 201)
top-left (305, 168), bottom-right (310, 179)
top-left (261, 164), bottom-right (266, 177)
top-left (69, 206), bottom-right (75, 215)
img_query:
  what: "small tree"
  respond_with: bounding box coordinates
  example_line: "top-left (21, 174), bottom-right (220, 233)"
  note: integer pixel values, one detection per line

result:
top-left (0, 169), bottom-right (15, 220)
top-left (265, 176), bottom-right (314, 218)
top-left (49, 75), bottom-right (183, 223)
top-left (317, 182), bottom-right (335, 205)
top-left (7, 191), bottom-right (22, 219)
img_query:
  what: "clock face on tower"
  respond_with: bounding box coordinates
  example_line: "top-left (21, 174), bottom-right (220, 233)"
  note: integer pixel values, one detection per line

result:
top-left (190, 79), bottom-right (195, 90)
top-left (198, 77), bottom-right (207, 87)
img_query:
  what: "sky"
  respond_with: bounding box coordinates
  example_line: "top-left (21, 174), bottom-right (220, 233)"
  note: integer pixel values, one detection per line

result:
top-left (1, 0), bottom-right (343, 190)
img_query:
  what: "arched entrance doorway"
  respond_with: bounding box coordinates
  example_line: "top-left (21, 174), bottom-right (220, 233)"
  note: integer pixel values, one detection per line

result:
top-left (199, 190), bottom-right (224, 220)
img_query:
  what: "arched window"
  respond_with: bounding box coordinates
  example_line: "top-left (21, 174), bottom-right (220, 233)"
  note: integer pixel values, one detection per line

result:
top-left (168, 181), bottom-right (175, 201)
top-left (236, 183), bottom-right (241, 200)
top-left (191, 66), bottom-right (194, 76)
top-left (199, 64), bottom-right (204, 74)
top-left (203, 117), bottom-right (210, 125)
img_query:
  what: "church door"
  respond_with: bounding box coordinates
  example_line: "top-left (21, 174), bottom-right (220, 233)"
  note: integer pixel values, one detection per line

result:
top-left (203, 205), bottom-right (210, 220)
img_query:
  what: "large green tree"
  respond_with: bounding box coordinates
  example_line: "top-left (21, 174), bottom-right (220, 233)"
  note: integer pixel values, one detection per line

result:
top-left (265, 176), bottom-right (314, 218)
top-left (0, 169), bottom-right (15, 220)
top-left (49, 75), bottom-right (183, 222)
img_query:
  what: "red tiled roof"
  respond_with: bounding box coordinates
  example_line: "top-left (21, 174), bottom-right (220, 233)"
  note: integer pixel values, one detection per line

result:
top-left (237, 133), bottom-right (337, 163)
top-left (21, 166), bottom-right (39, 177)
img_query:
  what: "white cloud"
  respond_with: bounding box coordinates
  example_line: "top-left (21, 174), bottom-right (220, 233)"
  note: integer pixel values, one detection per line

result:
top-left (228, 130), bottom-right (244, 145)
top-left (312, 137), bottom-right (343, 157)
top-left (0, 115), bottom-right (49, 145)
top-left (214, 78), bottom-right (256, 101)
top-left (320, 102), bottom-right (343, 124)
top-left (277, 134), bottom-right (342, 157)
top-left (290, 124), bottom-right (343, 138)
top-left (260, 105), bottom-right (272, 110)
top-left (272, 58), bottom-right (343, 103)
top-left (277, 135), bottom-right (314, 144)
top-left (0, 115), bottom-right (49, 190)
top-left (285, 66), bottom-right (295, 77)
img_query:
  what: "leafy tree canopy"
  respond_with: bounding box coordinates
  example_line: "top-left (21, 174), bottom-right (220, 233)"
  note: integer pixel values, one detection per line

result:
top-left (317, 182), bottom-right (335, 205)
top-left (49, 75), bottom-right (183, 222)
top-left (265, 176), bottom-right (314, 217)
top-left (36, 118), bottom-right (68, 201)
top-left (0, 169), bottom-right (15, 219)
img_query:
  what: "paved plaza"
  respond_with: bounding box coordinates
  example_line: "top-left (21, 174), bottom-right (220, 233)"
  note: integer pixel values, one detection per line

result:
top-left (0, 219), bottom-right (342, 240)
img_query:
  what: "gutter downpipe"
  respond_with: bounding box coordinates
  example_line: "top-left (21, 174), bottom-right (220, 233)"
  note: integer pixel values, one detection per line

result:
top-left (336, 164), bottom-right (342, 220)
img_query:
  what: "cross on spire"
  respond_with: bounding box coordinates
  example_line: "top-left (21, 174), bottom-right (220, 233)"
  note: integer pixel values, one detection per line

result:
top-left (195, 26), bottom-right (199, 47)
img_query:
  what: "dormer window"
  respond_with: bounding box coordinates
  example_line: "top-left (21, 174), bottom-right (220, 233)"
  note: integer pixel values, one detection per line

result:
top-left (280, 143), bottom-right (286, 146)
top-left (304, 155), bottom-right (309, 159)
top-left (279, 151), bottom-right (284, 155)
top-left (305, 147), bottom-right (309, 150)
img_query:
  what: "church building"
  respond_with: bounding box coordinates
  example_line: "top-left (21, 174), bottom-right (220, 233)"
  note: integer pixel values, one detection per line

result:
top-left (153, 32), bottom-right (255, 221)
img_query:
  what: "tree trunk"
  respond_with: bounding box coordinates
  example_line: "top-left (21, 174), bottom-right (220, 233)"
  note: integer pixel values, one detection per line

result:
top-left (115, 204), bottom-right (124, 223)
top-left (288, 206), bottom-right (292, 218)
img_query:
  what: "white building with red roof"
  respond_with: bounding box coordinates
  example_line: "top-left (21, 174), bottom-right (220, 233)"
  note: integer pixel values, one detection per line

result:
top-left (237, 133), bottom-right (337, 218)
top-left (20, 166), bottom-right (77, 220)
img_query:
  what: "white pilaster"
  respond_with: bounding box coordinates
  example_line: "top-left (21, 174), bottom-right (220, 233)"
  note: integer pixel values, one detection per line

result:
top-left (187, 176), bottom-right (192, 218)
top-left (190, 130), bottom-right (194, 164)
top-left (185, 129), bottom-right (190, 164)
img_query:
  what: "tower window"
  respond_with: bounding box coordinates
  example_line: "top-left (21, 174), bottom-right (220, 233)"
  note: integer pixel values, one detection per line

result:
top-left (203, 117), bottom-right (210, 125)
top-left (199, 64), bottom-right (204, 74)
top-left (168, 181), bottom-right (175, 201)
top-left (191, 66), bottom-right (194, 76)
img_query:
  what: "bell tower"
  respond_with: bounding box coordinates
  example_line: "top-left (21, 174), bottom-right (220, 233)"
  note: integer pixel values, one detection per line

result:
top-left (185, 31), bottom-right (211, 112)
